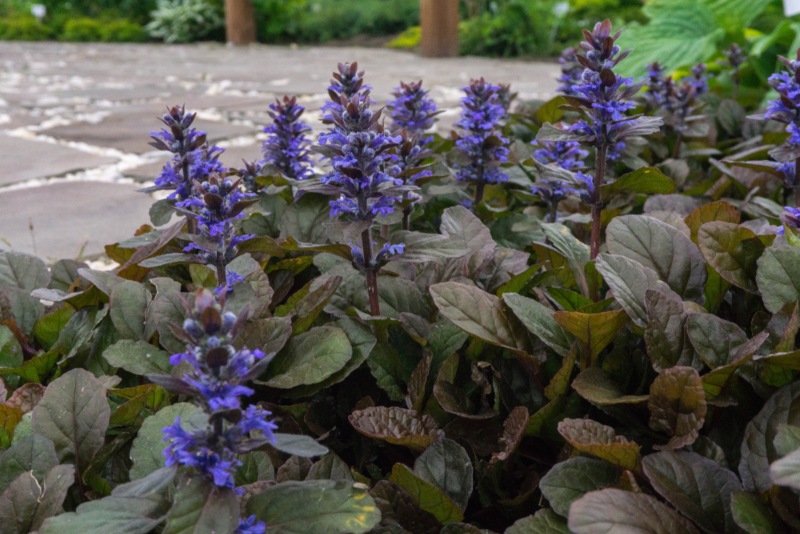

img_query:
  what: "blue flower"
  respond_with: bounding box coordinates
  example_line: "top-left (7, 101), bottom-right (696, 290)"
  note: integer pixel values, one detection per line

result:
top-left (150, 105), bottom-right (225, 201)
top-left (261, 95), bottom-right (313, 180)
top-left (454, 78), bottom-right (509, 189)
top-left (388, 80), bottom-right (439, 144)
top-left (235, 515), bottom-right (266, 534)
top-left (557, 47), bottom-right (583, 96)
top-left (533, 140), bottom-right (588, 171)
top-left (321, 62), bottom-right (372, 123)
top-left (159, 291), bottom-right (277, 492)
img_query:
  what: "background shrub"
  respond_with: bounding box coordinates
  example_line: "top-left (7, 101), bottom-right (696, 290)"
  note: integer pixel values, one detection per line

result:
top-left (145, 0), bottom-right (224, 43)
top-left (60, 17), bottom-right (104, 42)
top-left (100, 20), bottom-right (148, 42)
top-left (0, 16), bottom-right (51, 40)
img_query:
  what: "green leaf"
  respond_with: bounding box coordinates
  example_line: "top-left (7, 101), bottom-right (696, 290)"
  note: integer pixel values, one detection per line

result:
top-left (775, 424), bottom-right (800, 456)
top-left (390, 231), bottom-right (468, 262)
top-left (601, 167), bottom-right (675, 198)
top-left (502, 293), bottom-right (570, 356)
top-left (615, 0), bottom-right (724, 78)
top-left (606, 215), bottom-right (707, 302)
top-left (704, 0), bottom-right (773, 32)
top-left (553, 309), bottom-right (628, 362)
top-left (246, 479), bottom-right (381, 534)
top-left (109, 281), bottom-right (151, 340)
top-left (596, 253), bottom-right (670, 328)
top-left (163, 478), bottom-right (239, 534)
top-left (757, 246), bottom-right (800, 313)
top-left (770, 448), bottom-right (800, 490)
top-left (389, 463), bottom-right (464, 524)
top-left (506, 509), bottom-right (569, 534)
top-left (349, 406), bottom-right (444, 452)
top-left (262, 326), bottom-right (352, 389)
top-left (271, 433), bottom-right (329, 457)
top-left (413, 439), bottom-right (473, 511)
top-left (0, 325), bottom-right (23, 369)
top-left (740, 382), bottom-right (800, 492)
top-left (568, 489), bottom-right (702, 534)
top-left (686, 314), bottom-right (747, 368)
top-left (0, 252), bottom-right (50, 291)
top-left (685, 200), bottom-right (740, 243)
top-left (0, 434), bottom-right (58, 491)
top-left (730, 491), bottom-right (781, 534)
top-left (533, 96), bottom-right (568, 125)
top-left (649, 367), bottom-right (706, 450)
top-left (147, 290), bottom-right (189, 354)
top-left (698, 222), bottom-right (764, 293)
top-left (539, 457), bottom-right (620, 517)
top-left (129, 403), bottom-right (205, 480)
top-left (41, 491), bottom-right (168, 534)
top-left (571, 367), bottom-right (649, 407)
top-left (643, 451), bottom-right (742, 533)
top-left (31, 369), bottom-right (109, 476)
top-left (235, 316), bottom-right (293, 356)
top-left (557, 418), bottom-right (641, 470)
top-left (103, 339), bottom-right (171, 376)
top-left (644, 289), bottom-right (697, 372)
top-left (279, 193), bottom-right (331, 243)
top-left (430, 282), bottom-right (531, 354)
top-left (236, 451), bottom-right (274, 486)
top-left (32, 306), bottom-right (75, 351)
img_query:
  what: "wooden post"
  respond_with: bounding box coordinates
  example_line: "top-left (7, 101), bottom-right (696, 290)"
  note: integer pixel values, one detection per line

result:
top-left (225, 0), bottom-right (257, 45)
top-left (420, 0), bottom-right (459, 57)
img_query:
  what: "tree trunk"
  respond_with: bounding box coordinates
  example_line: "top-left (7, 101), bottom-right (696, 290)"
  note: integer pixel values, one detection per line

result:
top-left (420, 0), bottom-right (459, 57)
top-left (225, 0), bottom-right (257, 45)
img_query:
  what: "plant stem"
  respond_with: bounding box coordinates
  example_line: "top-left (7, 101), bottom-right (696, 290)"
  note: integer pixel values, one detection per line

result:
top-left (402, 207), bottom-right (411, 231)
top-left (672, 134), bottom-right (683, 160)
top-left (361, 227), bottom-right (380, 316)
top-left (795, 156), bottom-right (800, 208)
top-left (590, 144), bottom-right (607, 261)
top-left (548, 201), bottom-right (558, 223)
top-left (474, 180), bottom-right (485, 206)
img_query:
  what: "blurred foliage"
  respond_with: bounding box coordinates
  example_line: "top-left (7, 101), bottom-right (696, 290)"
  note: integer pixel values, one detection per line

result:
top-left (145, 0), bottom-right (224, 43)
top-left (387, 26), bottom-right (422, 50)
top-left (253, 0), bottom-right (419, 43)
top-left (0, 16), bottom-right (51, 40)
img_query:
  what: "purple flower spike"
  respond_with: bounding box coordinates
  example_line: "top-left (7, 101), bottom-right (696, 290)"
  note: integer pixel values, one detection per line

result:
top-left (261, 95), bottom-right (313, 180)
top-left (149, 105), bottom-right (226, 201)
top-left (387, 80), bottom-right (439, 144)
top-left (454, 78), bottom-right (510, 204)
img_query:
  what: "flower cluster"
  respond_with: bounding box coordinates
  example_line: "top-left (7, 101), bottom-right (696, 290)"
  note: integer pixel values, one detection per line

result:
top-left (261, 95), bottom-right (313, 180)
top-left (530, 140), bottom-right (588, 220)
top-left (149, 105), bottom-right (225, 201)
top-left (764, 52), bottom-right (800, 149)
top-left (779, 206), bottom-right (800, 235)
top-left (642, 62), bottom-right (708, 138)
top-left (321, 62), bottom-right (372, 123)
top-left (153, 290), bottom-right (276, 526)
top-left (565, 21), bottom-right (640, 153)
top-left (454, 78), bottom-right (509, 202)
top-left (387, 80), bottom-right (439, 144)
top-left (557, 47), bottom-right (583, 96)
top-left (312, 93), bottom-right (409, 222)
top-left (176, 174), bottom-right (256, 288)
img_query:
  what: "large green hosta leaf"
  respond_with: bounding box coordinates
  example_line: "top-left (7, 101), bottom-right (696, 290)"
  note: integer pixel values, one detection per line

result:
top-left (616, 0), bottom-right (723, 78)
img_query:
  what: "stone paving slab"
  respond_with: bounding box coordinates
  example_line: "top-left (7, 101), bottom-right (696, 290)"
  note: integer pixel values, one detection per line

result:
top-left (0, 134), bottom-right (118, 185)
top-left (0, 181), bottom-right (154, 260)
top-left (0, 41), bottom-right (559, 259)
top-left (44, 103), bottom-right (258, 154)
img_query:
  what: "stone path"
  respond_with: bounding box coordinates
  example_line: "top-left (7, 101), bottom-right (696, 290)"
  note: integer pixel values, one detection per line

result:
top-left (0, 42), bottom-right (559, 260)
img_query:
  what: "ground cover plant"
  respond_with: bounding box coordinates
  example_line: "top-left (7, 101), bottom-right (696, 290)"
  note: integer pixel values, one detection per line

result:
top-left (7, 14), bottom-right (800, 534)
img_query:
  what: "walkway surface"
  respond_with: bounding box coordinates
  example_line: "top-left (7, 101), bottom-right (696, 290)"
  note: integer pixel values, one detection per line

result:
top-left (0, 42), bottom-right (559, 260)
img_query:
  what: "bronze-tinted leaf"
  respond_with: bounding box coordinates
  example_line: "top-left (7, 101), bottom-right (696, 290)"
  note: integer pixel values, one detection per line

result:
top-left (698, 222), bottom-right (764, 293)
top-left (557, 418), bottom-right (641, 470)
top-left (649, 367), bottom-right (706, 450)
top-left (644, 289), bottom-right (699, 372)
top-left (430, 282), bottom-right (531, 354)
top-left (685, 200), bottom-right (740, 243)
top-left (491, 406), bottom-right (529, 464)
top-left (553, 309), bottom-right (627, 363)
top-left (349, 407), bottom-right (443, 452)
top-left (4, 383), bottom-right (45, 413)
top-left (569, 489), bottom-right (701, 534)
